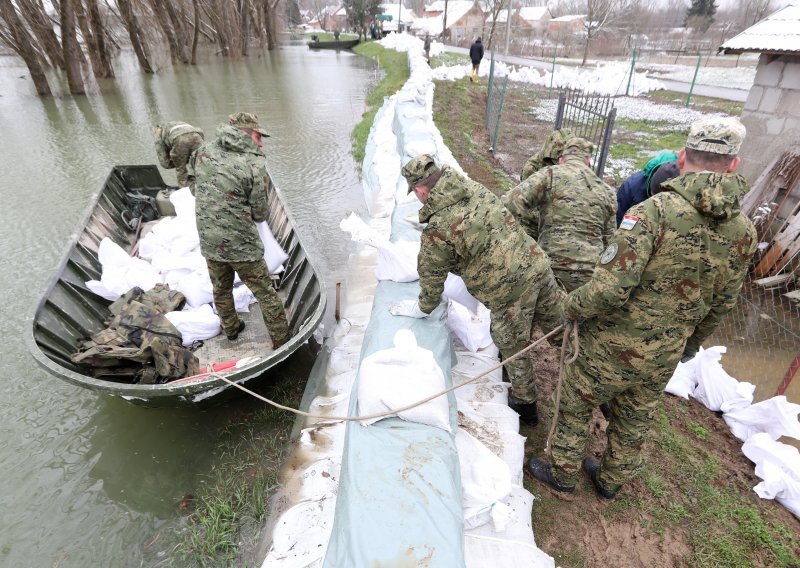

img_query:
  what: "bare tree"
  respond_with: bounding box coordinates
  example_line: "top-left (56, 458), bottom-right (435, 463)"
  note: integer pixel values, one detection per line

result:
top-left (61, 0), bottom-right (86, 94)
top-left (575, 0), bottom-right (633, 65)
top-left (116, 0), bottom-right (154, 73)
top-left (0, 0), bottom-right (52, 95)
top-left (87, 0), bottom-right (114, 76)
top-left (16, 0), bottom-right (65, 69)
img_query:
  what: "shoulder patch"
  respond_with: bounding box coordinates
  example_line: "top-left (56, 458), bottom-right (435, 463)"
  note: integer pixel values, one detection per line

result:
top-left (599, 242), bottom-right (618, 265)
top-left (620, 215), bottom-right (638, 230)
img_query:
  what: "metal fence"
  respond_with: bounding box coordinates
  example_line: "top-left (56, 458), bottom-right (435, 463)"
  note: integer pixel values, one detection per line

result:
top-left (553, 89), bottom-right (616, 178)
top-left (485, 52), bottom-right (508, 153)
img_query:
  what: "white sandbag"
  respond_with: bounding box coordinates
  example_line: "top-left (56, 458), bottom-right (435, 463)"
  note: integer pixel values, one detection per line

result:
top-left (169, 186), bottom-right (196, 219)
top-left (722, 396), bottom-right (800, 442)
top-left (339, 212), bottom-right (387, 250)
top-left (256, 221), bottom-right (288, 274)
top-left (267, 495), bottom-right (336, 561)
top-left (375, 240), bottom-right (420, 282)
top-left (742, 433), bottom-right (800, 519)
top-left (124, 258), bottom-right (163, 292)
top-left (233, 284), bottom-right (256, 313)
top-left (85, 280), bottom-right (120, 301)
top-left (165, 304), bottom-right (221, 346)
top-left (664, 359), bottom-right (697, 399)
top-left (691, 346), bottom-right (754, 412)
top-left (357, 329), bottom-right (451, 432)
top-left (443, 273), bottom-right (479, 313)
top-left (447, 301), bottom-right (492, 353)
top-left (97, 237), bottom-right (132, 269)
top-left (176, 270), bottom-right (214, 308)
top-left (456, 429), bottom-right (512, 529)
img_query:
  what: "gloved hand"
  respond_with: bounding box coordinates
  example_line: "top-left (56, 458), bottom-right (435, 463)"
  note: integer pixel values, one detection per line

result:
top-left (389, 300), bottom-right (428, 319)
top-left (560, 315), bottom-right (581, 328)
top-left (680, 349), bottom-right (697, 364)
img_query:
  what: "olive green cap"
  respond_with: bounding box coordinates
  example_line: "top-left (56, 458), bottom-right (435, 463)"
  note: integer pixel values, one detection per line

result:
top-left (228, 112), bottom-right (270, 137)
top-left (561, 137), bottom-right (594, 159)
top-left (686, 117), bottom-right (745, 155)
top-left (402, 154), bottom-right (438, 191)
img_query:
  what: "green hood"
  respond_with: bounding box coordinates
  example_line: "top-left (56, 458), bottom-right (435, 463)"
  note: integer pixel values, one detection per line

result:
top-left (214, 123), bottom-right (263, 156)
top-left (419, 166), bottom-right (470, 223)
top-left (663, 172), bottom-right (749, 221)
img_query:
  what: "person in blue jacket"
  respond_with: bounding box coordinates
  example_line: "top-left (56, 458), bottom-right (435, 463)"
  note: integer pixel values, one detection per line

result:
top-left (616, 151), bottom-right (679, 226)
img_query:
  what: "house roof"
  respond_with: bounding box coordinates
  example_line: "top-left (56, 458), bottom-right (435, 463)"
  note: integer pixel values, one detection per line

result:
top-left (379, 3), bottom-right (417, 23)
top-left (519, 7), bottom-right (550, 21)
top-left (720, 4), bottom-right (800, 54)
top-left (550, 14), bottom-right (585, 22)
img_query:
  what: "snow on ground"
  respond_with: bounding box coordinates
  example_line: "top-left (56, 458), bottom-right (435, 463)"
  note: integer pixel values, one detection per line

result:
top-left (432, 58), bottom-right (664, 96)
top-left (645, 62), bottom-right (757, 90)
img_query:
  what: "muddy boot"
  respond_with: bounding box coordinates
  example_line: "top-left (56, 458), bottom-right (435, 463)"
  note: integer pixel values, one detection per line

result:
top-left (509, 400), bottom-right (538, 426)
top-left (525, 458), bottom-right (575, 493)
top-left (583, 457), bottom-right (617, 500)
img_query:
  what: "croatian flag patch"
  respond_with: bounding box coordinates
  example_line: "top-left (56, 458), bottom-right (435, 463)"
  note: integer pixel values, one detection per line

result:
top-left (620, 215), bottom-right (638, 230)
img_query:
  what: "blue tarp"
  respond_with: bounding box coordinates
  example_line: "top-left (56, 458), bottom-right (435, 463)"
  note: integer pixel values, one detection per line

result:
top-left (323, 201), bottom-right (466, 568)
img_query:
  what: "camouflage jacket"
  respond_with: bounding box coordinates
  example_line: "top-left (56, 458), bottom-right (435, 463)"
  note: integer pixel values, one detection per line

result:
top-left (154, 121), bottom-right (204, 169)
top-left (190, 124), bottom-right (271, 263)
top-left (562, 172), bottom-right (757, 375)
top-left (417, 165), bottom-right (551, 313)
top-left (503, 155), bottom-right (616, 288)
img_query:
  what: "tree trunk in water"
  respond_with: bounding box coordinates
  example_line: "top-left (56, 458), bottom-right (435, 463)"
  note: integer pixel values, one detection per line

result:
top-left (61, 0), bottom-right (86, 94)
top-left (149, 0), bottom-right (184, 65)
top-left (0, 0), bottom-right (52, 95)
top-left (16, 0), bottom-right (65, 69)
top-left (240, 0), bottom-right (249, 56)
top-left (163, 1), bottom-right (189, 63)
top-left (191, 0), bottom-right (199, 64)
top-left (75, 0), bottom-right (104, 81)
top-left (87, 0), bottom-right (114, 77)
top-left (117, 0), bottom-right (153, 73)
top-left (263, 0), bottom-right (278, 50)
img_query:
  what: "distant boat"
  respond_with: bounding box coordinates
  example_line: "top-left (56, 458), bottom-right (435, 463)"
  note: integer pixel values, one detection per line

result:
top-left (27, 165), bottom-right (325, 407)
top-left (307, 38), bottom-right (360, 50)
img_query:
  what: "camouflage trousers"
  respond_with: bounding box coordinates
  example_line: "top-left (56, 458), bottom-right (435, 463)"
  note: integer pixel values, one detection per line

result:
top-left (170, 132), bottom-right (204, 187)
top-left (552, 267), bottom-right (592, 293)
top-left (491, 270), bottom-right (564, 404)
top-left (206, 258), bottom-right (290, 345)
top-left (550, 350), bottom-right (672, 490)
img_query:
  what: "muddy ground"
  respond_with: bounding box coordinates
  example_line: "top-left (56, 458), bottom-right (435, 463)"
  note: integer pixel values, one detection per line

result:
top-left (432, 78), bottom-right (800, 567)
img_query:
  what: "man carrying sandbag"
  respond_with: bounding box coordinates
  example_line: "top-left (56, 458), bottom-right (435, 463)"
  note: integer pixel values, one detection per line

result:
top-left (153, 120), bottom-right (204, 187)
top-left (390, 154), bottom-right (564, 426)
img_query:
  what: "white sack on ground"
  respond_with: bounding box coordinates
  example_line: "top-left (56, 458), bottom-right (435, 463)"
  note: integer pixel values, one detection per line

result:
top-left (456, 429), bottom-right (513, 529)
top-left (256, 221), bottom-right (288, 274)
top-left (687, 346), bottom-right (754, 411)
top-left (742, 433), bottom-right (800, 519)
top-left (664, 359), bottom-right (697, 399)
top-left (165, 304), bottom-right (221, 346)
top-left (447, 301), bottom-right (492, 353)
top-left (357, 329), bottom-right (451, 432)
top-left (443, 273), bottom-right (480, 314)
top-left (722, 396), bottom-right (800, 442)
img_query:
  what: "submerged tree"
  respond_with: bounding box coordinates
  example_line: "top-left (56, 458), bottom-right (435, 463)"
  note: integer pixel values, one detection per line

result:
top-left (0, 0), bottom-right (52, 95)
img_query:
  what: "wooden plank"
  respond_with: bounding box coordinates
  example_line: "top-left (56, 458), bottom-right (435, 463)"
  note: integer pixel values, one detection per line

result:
top-left (752, 274), bottom-right (794, 289)
top-left (754, 200), bottom-right (800, 277)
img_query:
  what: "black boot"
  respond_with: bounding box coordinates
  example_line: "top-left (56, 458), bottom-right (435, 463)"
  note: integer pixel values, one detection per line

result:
top-left (525, 458), bottom-right (575, 493)
top-left (509, 400), bottom-right (539, 426)
top-left (583, 457), bottom-right (617, 500)
top-left (226, 320), bottom-right (246, 340)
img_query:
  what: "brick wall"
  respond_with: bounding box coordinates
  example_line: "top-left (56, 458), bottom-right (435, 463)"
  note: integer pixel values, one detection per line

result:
top-left (739, 53), bottom-right (800, 184)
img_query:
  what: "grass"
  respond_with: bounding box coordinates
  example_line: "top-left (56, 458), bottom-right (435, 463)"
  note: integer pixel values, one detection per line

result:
top-left (164, 380), bottom-right (304, 567)
top-left (350, 42), bottom-right (410, 167)
top-left (647, 89), bottom-right (745, 116)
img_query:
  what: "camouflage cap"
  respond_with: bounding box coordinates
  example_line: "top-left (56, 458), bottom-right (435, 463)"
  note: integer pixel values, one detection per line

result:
top-left (228, 112), bottom-right (270, 137)
top-left (685, 117), bottom-right (745, 155)
top-left (561, 137), bottom-right (595, 159)
top-left (402, 154), bottom-right (439, 191)
top-left (541, 128), bottom-right (574, 161)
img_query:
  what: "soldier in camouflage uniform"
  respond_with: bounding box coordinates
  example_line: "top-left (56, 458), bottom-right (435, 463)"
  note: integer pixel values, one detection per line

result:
top-left (526, 117), bottom-right (757, 498)
top-left (391, 154), bottom-right (564, 425)
top-left (190, 112), bottom-right (290, 348)
top-left (154, 121), bottom-right (205, 187)
top-left (504, 137), bottom-right (617, 292)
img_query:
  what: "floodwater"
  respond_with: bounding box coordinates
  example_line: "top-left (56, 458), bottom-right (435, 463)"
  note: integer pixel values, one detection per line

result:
top-left (0, 46), bottom-right (373, 566)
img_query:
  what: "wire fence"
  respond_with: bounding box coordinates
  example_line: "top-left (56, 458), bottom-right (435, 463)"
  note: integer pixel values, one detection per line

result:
top-left (485, 52), bottom-right (509, 152)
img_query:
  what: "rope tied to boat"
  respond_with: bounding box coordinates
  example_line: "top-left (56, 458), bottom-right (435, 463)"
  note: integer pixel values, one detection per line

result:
top-left (211, 323), bottom-right (580, 424)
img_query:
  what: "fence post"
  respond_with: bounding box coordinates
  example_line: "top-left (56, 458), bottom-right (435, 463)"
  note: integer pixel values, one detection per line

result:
top-left (595, 107), bottom-right (616, 178)
top-left (554, 91), bottom-right (566, 130)
top-left (490, 76), bottom-right (508, 152)
top-left (486, 52), bottom-right (495, 128)
top-left (685, 52), bottom-right (702, 107)
top-left (625, 49), bottom-right (637, 96)
top-left (549, 53), bottom-right (557, 92)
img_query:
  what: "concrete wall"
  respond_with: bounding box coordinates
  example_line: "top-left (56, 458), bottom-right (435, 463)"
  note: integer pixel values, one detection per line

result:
top-left (739, 54), bottom-right (800, 183)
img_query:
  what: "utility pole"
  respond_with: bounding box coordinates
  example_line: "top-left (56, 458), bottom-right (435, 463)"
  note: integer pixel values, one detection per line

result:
top-left (398, 0), bottom-right (402, 32)
top-left (442, 0), bottom-right (448, 42)
top-left (503, 0), bottom-right (512, 56)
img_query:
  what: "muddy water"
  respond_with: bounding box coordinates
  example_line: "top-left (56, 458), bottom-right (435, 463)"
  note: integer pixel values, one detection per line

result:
top-left (0, 46), bottom-right (373, 566)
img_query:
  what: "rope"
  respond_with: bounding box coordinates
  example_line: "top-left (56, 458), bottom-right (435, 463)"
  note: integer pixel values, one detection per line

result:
top-left (213, 324), bottom-right (571, 422)
top-left (544, 321), bottom-right (580, 455)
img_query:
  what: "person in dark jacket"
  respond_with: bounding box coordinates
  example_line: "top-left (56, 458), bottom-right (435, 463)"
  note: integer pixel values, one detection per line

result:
top-left (616, 151), bottom-right (679, 226)
top-left (469, 37), bottom-right (484, 82)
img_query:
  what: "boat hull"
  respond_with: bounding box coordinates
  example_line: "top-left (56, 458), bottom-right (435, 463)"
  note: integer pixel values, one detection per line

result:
top-left (26, 165), bottom-right (325, 406)
top-left (307, 39), bottom-right (360, 50)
